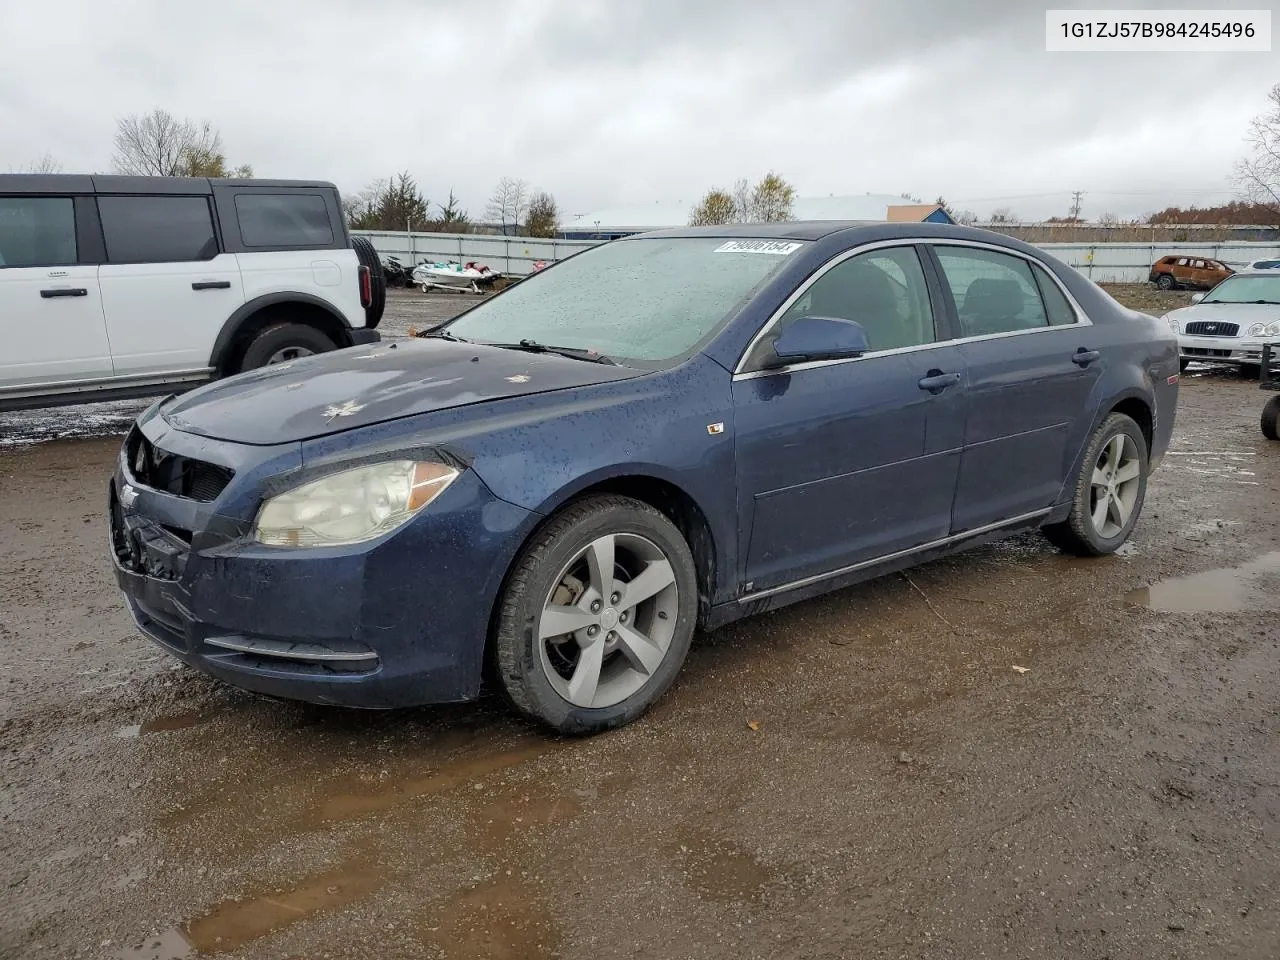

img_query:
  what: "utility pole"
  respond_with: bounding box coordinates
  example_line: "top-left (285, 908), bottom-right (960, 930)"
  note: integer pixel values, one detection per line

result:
top-left (1069, 190), bottom-right (1084, 221)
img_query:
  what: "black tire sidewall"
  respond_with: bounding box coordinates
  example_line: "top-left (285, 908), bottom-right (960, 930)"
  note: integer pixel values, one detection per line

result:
top-left (1262, 395), bottom-right (1280, 441)
top-left (1069, 414), bottom-right (1149, 554)
top-left (239, 323), bottom-right (337, 371)
top-left (350, 236), bottom-right (386, 328)
top-left (495, 497), bottom-right (698, 735)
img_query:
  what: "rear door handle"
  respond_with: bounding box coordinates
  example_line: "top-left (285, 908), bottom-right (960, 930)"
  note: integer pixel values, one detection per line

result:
top-left (918, 370), bottom-right (962, 393)
top-left (1072, 348), bottom-right (1101, 367)
top-left (40, 287), bottom-right (88, 298)
top-left (192, 281), bottom-right (232, 290)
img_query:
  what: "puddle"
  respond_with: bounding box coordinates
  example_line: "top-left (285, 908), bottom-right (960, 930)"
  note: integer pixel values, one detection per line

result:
top-left (129, 858), bottom-right (384, 957)
top-left (141, 711), bottom-right (208, 735)
top-left (303, 737), bottom-right (558, 829)
top-left (671, 829), bottom-right (776, 903)
top-left (421, 876), bottom-right (560, 960)
top-left (114, 927), bottom-right (193, 959)
top-left (466, 779), bottom-right (583, 854)
top-left (1127, 552), bottom-right (1280, 613)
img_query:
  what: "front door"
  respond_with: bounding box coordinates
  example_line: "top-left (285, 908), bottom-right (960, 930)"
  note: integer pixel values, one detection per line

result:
top-left (928, 243), bottom-right (1103, 533)
top-left (0, 194), bottom-right (111, 387)
top-left (96, 194), bottom-right (244, 377)
top-left (732, 244), bottom-right (967, 593)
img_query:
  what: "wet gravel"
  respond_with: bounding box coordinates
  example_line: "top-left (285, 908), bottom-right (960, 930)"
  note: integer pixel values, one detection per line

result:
top-left (2, 286), bottom-right (1279, 960)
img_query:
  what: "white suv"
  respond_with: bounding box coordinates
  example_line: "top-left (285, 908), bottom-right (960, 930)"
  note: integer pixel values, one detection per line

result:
top-left (0, 174), bottom-right (384, 411)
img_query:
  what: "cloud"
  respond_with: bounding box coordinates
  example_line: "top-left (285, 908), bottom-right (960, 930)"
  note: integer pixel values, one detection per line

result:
top-left (1, 0), bottom-right (1274, 220)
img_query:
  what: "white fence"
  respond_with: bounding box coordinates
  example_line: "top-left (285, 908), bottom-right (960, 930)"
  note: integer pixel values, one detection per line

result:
top-left (352, 230), bottom-right (1280, 284)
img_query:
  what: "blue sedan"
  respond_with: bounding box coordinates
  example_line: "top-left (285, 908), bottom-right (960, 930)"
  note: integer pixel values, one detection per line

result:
top-left (109, 222), bottom-right (1179, 734)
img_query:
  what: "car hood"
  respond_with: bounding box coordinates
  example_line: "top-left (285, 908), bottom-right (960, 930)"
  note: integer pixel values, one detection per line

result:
top-left (1170, 302), bottom-right (1280, 326)
top-left (160, 339), bottom-right (645, 445)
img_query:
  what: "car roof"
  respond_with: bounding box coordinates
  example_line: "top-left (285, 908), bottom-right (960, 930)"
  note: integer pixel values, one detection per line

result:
top-left (0, 173), bottom-right (338, 195)
top-left (620, 220), bottom-right (1038, 249)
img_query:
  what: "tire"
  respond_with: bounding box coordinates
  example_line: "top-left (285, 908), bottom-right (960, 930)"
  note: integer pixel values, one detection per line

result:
top-left (350, 236), bottom-right (386, 329)
top-left (1262, 395), bottom-right (1280, 441)
top-left (1179, 358), bottom-right (1190, 373)
top-left (1042, 413), bottom-right (1149, 557)
top-left (1156, 274), bottom-right (1176, 290)
top-left (492, 495), bottom-right (699, 736)
top-left (238, 323), bottom-right (337, 372)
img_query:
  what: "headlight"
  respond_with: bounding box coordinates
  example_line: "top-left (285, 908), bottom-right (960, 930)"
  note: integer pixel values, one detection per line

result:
top-left (1163, 315), bottom-right (1179, 334)
top-left (253, 460), bottom-right (458, 546)
top-left (1266, 321), bottom-right (1280, 337)
top-left (1248, 322), bottom-right (1265, 336)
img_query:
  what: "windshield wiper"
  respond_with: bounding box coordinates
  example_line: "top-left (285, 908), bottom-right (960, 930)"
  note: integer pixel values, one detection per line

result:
top-left (488, 339), bottom-right (617, 365)
top-left (423, 329), bottom-right (469, 342)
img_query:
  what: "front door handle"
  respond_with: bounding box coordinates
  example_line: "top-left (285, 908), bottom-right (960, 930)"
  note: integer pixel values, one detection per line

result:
top-left (191, 280), bottom-right (232, 290)
top-left (1072, 348), bottom-right (1101, 367)
top-left (40, 287), bottom-right (88, 298)
top-left (918, 370), bottom-right (962, 394)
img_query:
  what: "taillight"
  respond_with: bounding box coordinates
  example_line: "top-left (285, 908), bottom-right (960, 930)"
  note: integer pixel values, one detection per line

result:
top-left (358, 265), bottom-right (371, 308)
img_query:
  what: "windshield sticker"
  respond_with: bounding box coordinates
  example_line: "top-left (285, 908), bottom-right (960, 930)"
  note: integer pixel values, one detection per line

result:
top-left (713, 240), bottom-right (802, 255)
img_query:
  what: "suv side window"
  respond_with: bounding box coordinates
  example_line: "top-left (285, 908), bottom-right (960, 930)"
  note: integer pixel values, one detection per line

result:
top-left (777, 246), bottom-right (936, 353)
top-left (934, 246), bottom-right (1049, 337)
top-left (0, 196), bottom-right (77, 268)
top-left (98, 196), bottom-right (218, 263)
top-left (234, 193), bottom-right (333, 247)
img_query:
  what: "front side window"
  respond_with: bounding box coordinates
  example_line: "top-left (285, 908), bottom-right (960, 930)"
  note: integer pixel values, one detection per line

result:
top-left (777, 246), bottom-right (937, 352)
top-left (98, 196), bottom-right (218, 263)
top-left (935, 246), bottom-right (1050, 337)
top-left (445, 236), bottom-right (805, 366)
top-left (235, 193), bottom-right (333, 247)
top-left (0, 196), bottom-right (76, 268)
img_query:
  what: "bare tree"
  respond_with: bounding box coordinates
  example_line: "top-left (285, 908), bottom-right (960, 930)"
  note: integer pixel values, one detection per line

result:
top-left (1097, 211), bottom-right (1119, 226)
top-left (484, 176), bottom-right (531, 233)
top-left (689, 188), bottom-right (736, 225)
top-left (12, 153), bottom-right (62, 174)
top-left (1233, 82), bottom-right (1280, 225)
top-left (524, 191), bottom-right (560, 237)
top-left (731, 178), bottom-right (753, 222)
top-left (112, 109), bottom-right (224, 176)
top-left (954, 209), bottom-right (978, 225)
top-left (988, 207), bottom-right (1017, 224)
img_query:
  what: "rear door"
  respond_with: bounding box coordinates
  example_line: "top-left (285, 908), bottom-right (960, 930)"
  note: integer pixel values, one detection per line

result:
top-left (928, 243), bottom-right (1103, 533)
top-left (0, 193), bottom-right (112, 387)
top-left (97, 194), bottom-right (244, 376)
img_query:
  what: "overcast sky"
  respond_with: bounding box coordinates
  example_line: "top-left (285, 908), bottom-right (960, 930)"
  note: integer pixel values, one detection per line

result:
top-left (1, 0), bottom-right (1275, 223)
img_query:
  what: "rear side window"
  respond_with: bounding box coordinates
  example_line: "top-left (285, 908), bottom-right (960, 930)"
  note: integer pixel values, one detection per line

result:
top-left (1032, 264), bottom-right (1077, 326)
top-left (0, 196), bottom-right (76, 268)
top-left (934, 246), bottom-right (1049, 337)
top-left (234, 193), bottom-right (333, 247)
top-left (98, 196), bottom-right (218, 263)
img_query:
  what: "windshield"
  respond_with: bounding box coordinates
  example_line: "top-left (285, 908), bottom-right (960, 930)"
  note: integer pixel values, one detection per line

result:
top-left (1202, 274), bottom-right (1280, 304)
top-left (442, 236), bottom-right (808, 366)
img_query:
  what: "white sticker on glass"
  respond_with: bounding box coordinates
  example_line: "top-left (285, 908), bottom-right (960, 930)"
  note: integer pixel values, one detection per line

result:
top-left (713, 240), bottom-right (802, 255)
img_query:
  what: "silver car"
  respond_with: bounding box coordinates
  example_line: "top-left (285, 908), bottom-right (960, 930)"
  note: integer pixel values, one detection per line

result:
top-left (1163, 272), bottom-right (1280, 374)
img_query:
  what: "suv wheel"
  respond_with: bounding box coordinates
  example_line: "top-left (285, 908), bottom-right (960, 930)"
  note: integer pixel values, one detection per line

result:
top-left (238, 323), bottom-right (336, 372)
top-left (492, 495), bottom-right (698, 736)
top-left (1156, 274), bottom-right (1176, 290)
top-left (1042, 413), bottom-right (1148, 556)
top-left (350, 236), bottom-right (387, 329)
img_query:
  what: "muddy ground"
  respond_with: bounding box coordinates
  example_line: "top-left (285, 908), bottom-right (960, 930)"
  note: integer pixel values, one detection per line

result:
top-left (2, 285), bottom-right (1278, 960)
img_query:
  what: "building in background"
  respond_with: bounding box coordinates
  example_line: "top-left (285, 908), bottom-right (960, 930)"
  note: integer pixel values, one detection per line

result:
top-left (558, 194), bottom-right (954, 239)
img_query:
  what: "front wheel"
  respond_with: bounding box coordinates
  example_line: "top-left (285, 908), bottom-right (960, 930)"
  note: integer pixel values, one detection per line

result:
top-left (1262, 395), bottom-right (1280, 441)
top-left (1156, 274), bottom-right (1176, 290)
top-left (492, 495), bottom-right (698, 735)
top-left (1042, 413), bottom-right (1149, 556)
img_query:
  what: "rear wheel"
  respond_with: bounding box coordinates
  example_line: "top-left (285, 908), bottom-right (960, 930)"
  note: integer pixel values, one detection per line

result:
top-left (1156, 274), bottom-right (1176, 290)
top-left (1262, 395), bottom-right (1280, 441)
top-left (238, 323), bottom-right (336, 372)
top-left (1042, 413), bottom-right (1148, 556)
top-left (492, 495), bottom-right (698, 735)
top-left (350, 236), bottom-right (386, 328)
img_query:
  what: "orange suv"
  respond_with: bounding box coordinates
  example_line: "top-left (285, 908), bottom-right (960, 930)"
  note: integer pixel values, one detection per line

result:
top-left (1149, 255), bottom-right (1234, 290)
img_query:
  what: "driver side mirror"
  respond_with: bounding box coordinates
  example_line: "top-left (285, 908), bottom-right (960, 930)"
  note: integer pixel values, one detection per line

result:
top-left (1190, 292), bottom-right (1205, 303)
top-left (764, 316), bottom-right (870, 368)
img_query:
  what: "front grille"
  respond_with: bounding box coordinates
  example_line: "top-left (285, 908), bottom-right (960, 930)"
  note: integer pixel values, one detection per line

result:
top-left (1184, 321), bottom-right (1239, 337)
top-left (111, 488), bottom-right (190, 582)
top-left (127, 429), bottom-right (233, 502)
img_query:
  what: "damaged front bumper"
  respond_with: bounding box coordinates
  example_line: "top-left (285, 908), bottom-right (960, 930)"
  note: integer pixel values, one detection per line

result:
top-left (108, 412), bottom-right (532, 708)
